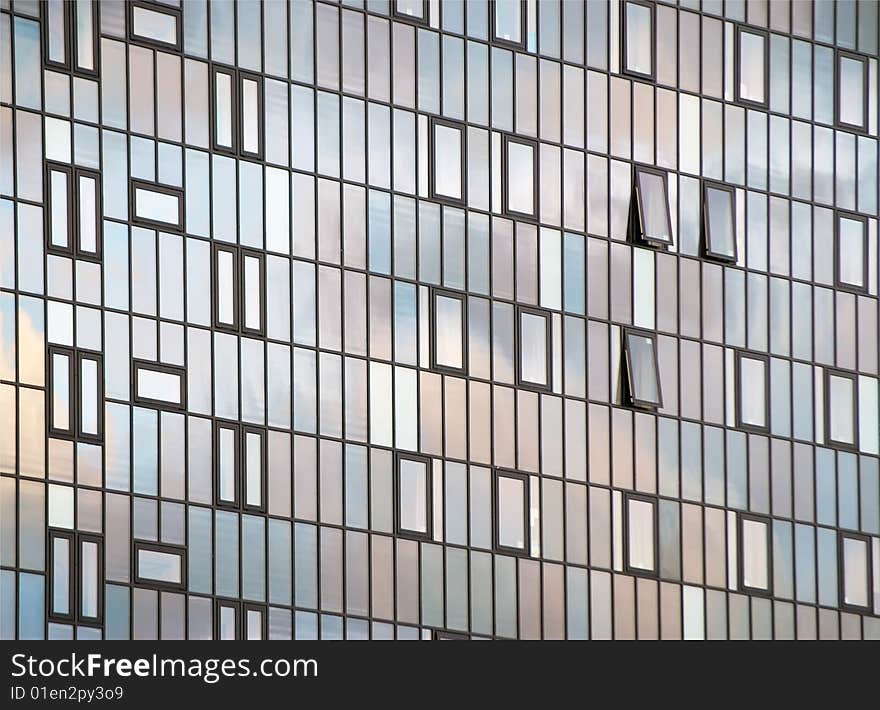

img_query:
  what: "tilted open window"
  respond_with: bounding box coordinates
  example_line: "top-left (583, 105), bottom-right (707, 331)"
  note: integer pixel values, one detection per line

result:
top-left (702, 181), bottom-right (737, 263)
top-left (622, 328), bottom-right (663, 410)
top-left (630, 167), bottom-right (672, 248)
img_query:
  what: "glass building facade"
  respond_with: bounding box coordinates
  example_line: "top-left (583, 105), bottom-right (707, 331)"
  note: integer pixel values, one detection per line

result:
top-left (0, 0), bottom-right (879, 640)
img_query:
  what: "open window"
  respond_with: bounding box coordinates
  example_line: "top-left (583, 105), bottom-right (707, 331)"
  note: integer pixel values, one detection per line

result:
top-left (621, 0), bottom-right (655, 80)
top-left (735, 351), bottom-right (769, 433)
top-left (622, 328), bottom-right (663, 410)
top-left (396, 453), bottom-right (432, 541)
top-left (41, 0), bottom-right (99, 76)
top-left (825, 368), bottom-right (859, 451)
top-left (738, 513), bottom-right (772, 596)
top-left (517, 306), bottom-right (551, 392)
top-left (494, 470), bottom-right (529, 557)
top-left (838, 532), bottom-right (873, 612)
top-left (431, 289), bottom-right (467, 375)
top-left (702, 181), bottom-right (737, 263)
top-left (47, 345), bottom-right (103, 443)
top-left (630, 167), bottom-right (672, 248)
top-left (213, 245), bottom-right (265, 337)
top-left (134, 541), bottom-right (187, 590)
top-left (503, 134), bottom-right (538, 222)
top-left (48, 529), bottom-right (104, 626)
top-left (836, 51), bottom-right (868, 133)
top-left (492, 0), bottom-right (526, 50)
top-left (392, 0), bottom-right (429, 26)
top-left (736, 26), bottom-right (768, 108)
top-left (624, 494), bottom-right (658, 577)
top-left (835, 211), bottom-right (868, 294)
top-left (45, 162), bottom-right (102, 261)
top-left (429, 118), bottom-right (466, 206)
top-left (128, 1), bottom-right (182, 52)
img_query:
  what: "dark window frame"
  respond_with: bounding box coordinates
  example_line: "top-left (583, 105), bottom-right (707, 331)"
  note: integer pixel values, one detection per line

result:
top-left (735, 350), bottom-right (770, 434)
top-left (630, 165), bottom-right (673, 248)
top-left (430, 287), bottom-right (468, 376)
top-left (212, 243), bottom-right (240, 332)
top-left (433, 630), bottom-right (470, 640)
top-left (621, 327), bottom-right (663, 410)
top-left (129, 179), bottom-right (185, 233)
top-left (213, 420), bottom-right (241, 510)
top-left (214, 598), bottom-right (241, 640)
top-left (824, 367), bottom-right (860, 451)
top-left (395, 452), bottom-right (434, 542)
top-left (238, 70), bottom-right (266, 162)
top-left (737, 512), bottom-right (773, 598)
top-left (734, 24), bottom-right (769, 109)
top-left (133, 540), bottom-right (188, 591)
top-left (516, 305), bottom-right (552, 393)
top-left (211, 64), bottom-right (239, 157)
top-left (623, 493), bottom-right (659, 578)
top-left (241, 425), bottom-right (268, 514)
top-left (73, 166), bottom-right (103, 262)
top-left (428, 117), bottom-right (467, 207)
top-left (835, 49), bottom-right (869, 134)
top-left (239, 248), bottom-right (267, 338)
top-left (132, 359), bottom-right (188, 412)
top-left (75, 350), bottom-right (104, 443)
top-left (620, 0), bottom-right (656, 81)
top-left (391, 0), bottom-right (429, 27)
top-left (838, 531), bottom-right (873, 613)
top-left (47, 528), bottom-right (104, 626)
top-left (490, 0), bottom-right (527, 51)
top-left (40, 0), bottom-right (100, 77)
top-left (44, 161), bottom-right (75, 257)
top-left (127, 0), bottom-right (183, 53)
top-left (834, 210), bottom-right (869, 295)
top-left (76, 533), bottom-right (105, 626)
top-left (47, 345), bottom-right (76, 439)
top-left (701, 180), bottom-right (738, 263)
top-left (493, 469), bottom-right (530, 557)
top-left (242, 602), bottom-right (269, 640)
top-left (502, 133), bottom-right (539, 223)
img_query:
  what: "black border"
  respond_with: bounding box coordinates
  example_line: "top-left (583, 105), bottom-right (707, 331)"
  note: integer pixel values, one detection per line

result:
top-left (47, 345), bottom-right (76, 439)
top-left (240, 249), bottom-right (266, 337)
top-left (631, 165), bottom-right (673, 248)
top-left (242, 602), bottom-right (269, 640)
top-left (735, 350), bottom-right (770, 434)
top-left (238, 70), bottom-right (265, 162)
top-left (622, 327), bottom-right (663, 410)
top-left (701, 180), bottom-right (737, 263)
top-left (502, 133), bottom-right (539, 222)
top-left (394, 452), bottom-right (433, 542)
top-left (824, 367), bottom-right (860, 451)
top-left (834, 210), bottom-right (869, 294)
top-left (211, 64), bottom-right (239, 157)
top-left (516, 305), bottom-right (552, 392)
top-left (129, 179), bottom-right (185, 232)
top-left (44, 161), bottom-right (74, 257)
top-left (623, 493), bottom-right (659, 578)
top-left (734, 24), bottom-right (769, 109)
top-left (241, 426), bottom-right (268, 514)
top-left (391, 0), bottom-right (429, 27)
top-left (76, 533), bottom-right (104, 625)
top-left (620, 0), bottom-right (656, 81)
top-left (835, 50), bottom-right (869, 134)
top-left (430, 287), bottom-right (468, 375)
top-left (737, 512), bottom-right (773, 597)
top-left (132, 359), bottom-right (187, 411)
top-left (47, 529), bottom-right (75, 623)
top-left (493, 469), bottom-right (530, 557)
top-left (212, 243), bottom-right (240, 332)
top-left (128, 0), bottom-right (183, 53)
top-left (213, 420), bottom-right (240, 510)
top-left (74, 167), bottom-right (103, 262)
top-left (490, 0), bottom-right (527, 51)
top-left (133, 540), bottom-right (188, 591)
top-left (428, 117), bottom-right (467, 207)
top-left (41, 0), bottom-right (71, 71)
top-left (214, 599), bottom-right (241, 640)
top-left (40, 0), bottom-right (100, 77)
top-left (75, 350), bottom-right (104, 443)
top-left (838, 531), bottom-right (874, 613)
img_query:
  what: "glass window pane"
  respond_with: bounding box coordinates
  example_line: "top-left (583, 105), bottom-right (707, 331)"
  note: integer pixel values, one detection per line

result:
top-left (241, 77), bottom-right (260, 154)
top-left (739, 30), bottom-right (766, 104)
top-left (79, 357), bottom-right (98, 436)
top-left (637, 170), bottom-right (671, 243)
top-left (507, 140), bottom-right (535, 216)
top-left (217, 250), bottom-right (235, 326)
top-left (49, 169), bottom-right (70, 249)
top-left (519, 311), bottom-right (548, 387)
top-left (497, 475), bottom-right (525, 550)
top-left (52, 352), bottom-right (71, 431)
top-left (495, 1), bottom-right (522, 44)
top-left (705, 186), bottom-right (735, 259)
top-left (742, 518), bottom-right (769, 590)
top-left (399, 458), bottom-right (428, 535)
top-left (433, 123), bottom-right (462, 201)
top-left (243, 254), bottom-right (261, 331)
top-left (137, 548), bottom-right (182, 584)
top-left (52, 537), bottom-right (70, 615)
top-left (838, 216), bottom-right (865, 289)
top-left (219, 426), bottom-right (237, 504)
top-left (625, 2), bottom-right (653, 76)
top-left (215, 71), bottom-right (233, 149)
top-left (829, 373), bottom-right (855, 444)
top-left (77, 174), bottom-right (97, 253)
top-left (434, 294), bottom-right (463, 370)
top-left (839, 55), bottom-right (865, 128)
top-left (627, 498), bottom-right (655, 572)
top-left (739, 355), bottom-right (767, 429)
top-left (245, 431), bottom-right (262, 507)
top-left (626, 332), bottom-right (660, 405)
top-left (132, 5), bottom-right (177, 45)
top-left (842, 536), bottom-right (868, 607)
top-left (80, 539), bottom-right (98, 618)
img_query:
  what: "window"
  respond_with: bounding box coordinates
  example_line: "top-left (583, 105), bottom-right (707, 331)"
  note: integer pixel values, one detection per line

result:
top-left (133, 360), bottom-right (187, 411)
top-left (630, 167), bottom-right (672, 247)
top-left (47, 346), bottom-right (103, 443)
top-left (433, 630), bottom-right (470, 640)
top-left (213, 245), bottom-right (265, 336)
top-left (396, 453), bottom-right (432, 541)
top-left (738, 514), bottom-right (772, 596)
top-left (624, 494), bottom-right (657, 577)
top-left (825, 368), bottom-right (859, 450)
top-left (211, 67), bottom-right (265, 160)
top-left (517, 306), bottom-right (551, 391)
top-left (835, 212), bottom-right (868, 293)
top-left (621, 0), bottom-right (654, 80)
top-left (838, 532), bottom-right (873, 612)
top-left (128, 1), bottom-right (182, 52)
top-left (736, 26), bottom-right (768, 108)
top-left (735, 351), bottom-right (769, 433)
top-left (622, 328), bottom-right (663, 409)
top-left (702, 181), bottom-right (737, 262)
top-left (492, 0), bottom-right (526, 50)
top-left (215, 601), bottom-right (267, 640)
top-left (41, 0), bottom-right (99, 76)
top-left (45, 162), bottom-right (102, 261)
top-left (48, 530), bottom-right (104, 626)
top-left (243, 604), bottom-right (268, 640)
top-left (431, 289), bottom-right (467, 374)
top-left (392, 0), bottom-right (428, 26)
top-left (494, 470), bottom-right (529, 556)
top-left (429, 118), bottom-right (466, 206)
top-left (130, 180), bottom-right (185, 232)
top-left (836, 51), bottom-right (868, 132)
top-left (134, 542), bottom-right (187, 590)
top-left (215, 423), bottom-right (267, 513)
top-left (503, 135), bottom-right (538, 222)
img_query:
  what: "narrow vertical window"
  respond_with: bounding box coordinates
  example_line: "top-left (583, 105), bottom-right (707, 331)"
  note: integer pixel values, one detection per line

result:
top-left (736, 351), bottom-right (769, 433)
top-left (429, 118), bottom-right (466, 206)
top-left (825, 368), bottom-right (859, 450)
top-left (244, 604), bottom-right (267, 640)
top-left (396, 453), bottom-right (432, 540)
top-left (242, 427), bottom-right (266, 513)
top-left (213, 245), bottom-right (265, 337)
top-left (48, 346), bottom-right (75, 438)
top-left (836, 51), bottom-right (867, 132)
top-left (216, 600), bottom-right (240, 640)
top-left (46, 162), bottom-right (73, 255)
top-left (431, 289), bottom-right (467, 375)
top-left (503, 135), bottom-right (538, 221)
top-left (622, 328), bottom-right (663, 409)
top-left (631, 167), bottom-right (672, 247)
top-left (736, 26), bottom-right (768, 108)
top-left (241, 250), bottom-right (265, 336)
top-left (239, 72), bottom-right (264, 160)
top-left (213, 244), bottom-right (239, 331)
top-left (78, 535), bottom-right (103, 624)
top-left (43, 0), bottom-right (69, 69)
top-left (213, 66), bottom-right (237, 155)
top-left (622, 0), bottom-right (654, 79)
top-left (738, 514), bottom-right (772, 595)
top-left (75, 168), bottom-right (101, 260)
top-left (393, 0), bottom-right (428, 26)
top-left (702, 182), bottom-right (737, 262)
top-left (494, 470), bottom-right (529, 556)
top-left (625, 494), bottom-right (658, 576)
top-left (76, 352), bottom-right (103, 442)
top-left (48, 530), bottom-right (103, 625)
top-left (839, 533), bottom-right (872, 612)
top-left (835, 212), bottom-right (868, 293)
top-left (517, 307), bottom-right (551, 391)
top-left (48, 530), bottom-right (74, 622)
top-left (492, 0), bottom-right (526, 50)
top-left (72, 0), bottom-right (98, 75)
top-left (214, 422), bottom-right (240, 509)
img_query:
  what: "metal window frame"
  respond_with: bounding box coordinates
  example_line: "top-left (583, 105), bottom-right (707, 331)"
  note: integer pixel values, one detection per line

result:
top-left (129, 179), bottom-right (185, 232)
top-left (127, 0), bottom-right (183, 53)
top-left (132, 359), bottom-right (188, 412)
top-left (701, 180), bottom-right (738, 263)
top-left (837, 531), bottom-right (873, 614)
top-left (133, 540), bottom-right (188, 591)
top-left (492, 468), bottom-right (530, 558)
top-left (212, 243), bottom-right (240, 333)
top-left (40, 0), bottom-right (100, 77)
top-left (833, 210), bottom-right (869, 295)
top-left (73, 166), bottom-right (103, 262)
top-left (620, 0), bottom-right (656, 81)
top-left (213, 420), bottom-right (241, 510)
top-left (214, 598), bottom-right (241, 640)
top-left (734, 24), bottom-right (770, 109)
top-left (44, 161), bottom-right (75, 257)
top-left (621, 327), bottom-right (663, 410)
top-left (516, 305), bottom-right (552, 393)
top-left (47, 528), bottom-right (104, 626)
top-left (501, 133), bottom-right (539, 222)
top-left (241, 425), bottom-right (268, 514)
top-left (430, 287), bottom-right (468, 376)
top-left (211, 64), bottom-right (240, 157)
top-left (394, 452), bottom-right (433, 542)
top-left (75, 349), bottom-right (104, 443)
top-left (737, 512), bottom-right (773, 598)
top-left (238, 70), bottom-right (266, 162)
top-left (834, 50), bottom-right (869, 134)
top-left (239, 248), bottom-right (267, 338)
top-left (391, 0), bottom-right (429, 27)
top-left (824, 367), bottom-right (860, 452)
top-left (630, 165), bottom-right (673, 248)
top-left (734, 350), bottom-right (770, 434)
top-left (623, 492), bottom-right (660, 578)
top-left (47, 345), bottom-right (76, 439)
top-left (428, 116), bottom-right (467, 207)
top-left (76, 533), bottom-right (105, 626)
top-left (490, 0), bottom-right (527, 51)
top-left (242, 602), bottom-right (269, 640)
